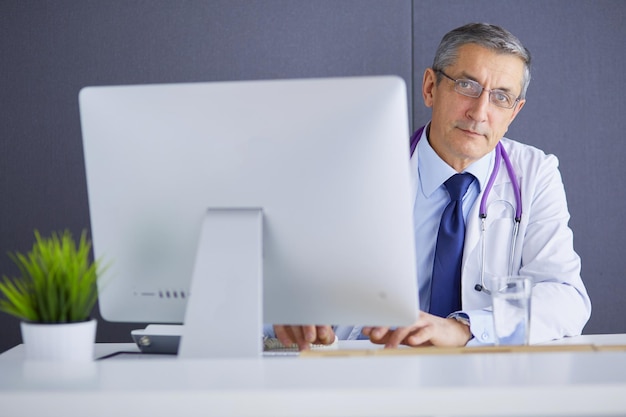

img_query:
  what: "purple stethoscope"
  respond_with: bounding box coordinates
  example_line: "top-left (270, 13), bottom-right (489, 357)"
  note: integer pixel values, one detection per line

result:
top-left (410, 125), bottom-right (522, 294)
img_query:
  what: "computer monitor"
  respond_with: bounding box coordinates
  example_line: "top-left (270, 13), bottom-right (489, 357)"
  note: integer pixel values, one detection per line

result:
top-left (79, 76), bottom-right (419, 357)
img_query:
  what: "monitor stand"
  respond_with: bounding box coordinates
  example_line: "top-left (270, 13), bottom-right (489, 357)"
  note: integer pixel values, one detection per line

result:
top-left (178, 208), bottom-right (263, 358)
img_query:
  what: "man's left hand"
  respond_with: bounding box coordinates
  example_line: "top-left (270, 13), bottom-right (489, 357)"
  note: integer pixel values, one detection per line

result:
top-left (361, 311), bottom-right (472, 348)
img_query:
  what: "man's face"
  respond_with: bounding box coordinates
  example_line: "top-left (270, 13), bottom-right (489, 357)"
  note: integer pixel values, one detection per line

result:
top-left (423, 43), bottom-right (526, 172)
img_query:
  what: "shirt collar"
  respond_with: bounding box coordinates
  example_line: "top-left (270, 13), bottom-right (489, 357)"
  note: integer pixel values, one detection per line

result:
top-left (417, 125), bottom-right (494, 197)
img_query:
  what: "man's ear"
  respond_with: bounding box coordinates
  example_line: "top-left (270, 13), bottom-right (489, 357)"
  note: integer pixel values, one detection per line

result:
top-left (422, 68), bottom-right (437, 108)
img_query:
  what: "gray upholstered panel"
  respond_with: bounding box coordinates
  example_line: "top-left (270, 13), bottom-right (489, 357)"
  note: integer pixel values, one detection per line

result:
top-left (0, 0), bottom-right (412, 352)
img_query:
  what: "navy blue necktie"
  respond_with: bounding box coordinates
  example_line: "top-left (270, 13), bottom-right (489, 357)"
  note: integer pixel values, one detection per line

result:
top-left (430, 173), bottom-right (475, 318)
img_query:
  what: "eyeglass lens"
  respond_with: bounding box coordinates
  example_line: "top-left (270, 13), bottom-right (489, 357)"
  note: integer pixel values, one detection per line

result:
top-left (438, 70), bottom-right (518, 109)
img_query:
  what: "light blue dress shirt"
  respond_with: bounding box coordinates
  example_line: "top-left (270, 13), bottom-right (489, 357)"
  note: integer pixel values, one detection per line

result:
top-left (413, 127), bottom-right (493, 313)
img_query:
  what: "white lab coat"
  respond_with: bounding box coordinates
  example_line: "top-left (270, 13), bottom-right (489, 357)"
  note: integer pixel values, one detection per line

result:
top-left (413, 137), bottom-right (591, 344)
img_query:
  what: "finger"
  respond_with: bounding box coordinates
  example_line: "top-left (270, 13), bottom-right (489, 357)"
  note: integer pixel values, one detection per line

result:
top-left (384, 327), bottom-right (414, 349)
top-left (406, 331), bottom-right (434, 347)
top-left (366, 327), bottom-right (391, 344)
top-left (396, 313), bottom-right (439, 347)
top-left (403, 325), bottom-right (435, 347)
top-left (301, 325), bottom-right (317, 344)
top-left (291, 326), bottom-right (311, 350)
top-left (315, 325), bottom-right (335, 344)
top-left (273, 325), bottom-right (296, 348)
top-left (274, 325), bottom-right (309, 350)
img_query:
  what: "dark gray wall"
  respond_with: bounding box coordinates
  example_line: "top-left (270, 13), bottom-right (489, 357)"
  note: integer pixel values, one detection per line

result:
top-left (1, 0), bottom-right (624, 353)
top-left (0, 0), bottom-right (413, 352)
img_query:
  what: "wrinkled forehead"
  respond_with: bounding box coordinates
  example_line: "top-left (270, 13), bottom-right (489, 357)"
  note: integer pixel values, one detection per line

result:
top-left (448, 44), bottom-right (526, 94)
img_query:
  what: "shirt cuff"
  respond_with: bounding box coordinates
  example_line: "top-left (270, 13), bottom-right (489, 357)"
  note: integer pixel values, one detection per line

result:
top-left (450, 309), bottom-right (496, 346)
top-left (263, 324), bottom-right (276, 339)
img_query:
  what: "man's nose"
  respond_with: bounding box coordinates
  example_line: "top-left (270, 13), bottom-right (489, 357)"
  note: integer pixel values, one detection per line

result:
top-left (466, 91), bottom-right (490, 122)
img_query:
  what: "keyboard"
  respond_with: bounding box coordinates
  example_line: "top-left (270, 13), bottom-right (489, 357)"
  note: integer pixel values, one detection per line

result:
top-left (263, 336), bottom-right (339, 356)
top-left (130, 325), bottom-right (339, 356)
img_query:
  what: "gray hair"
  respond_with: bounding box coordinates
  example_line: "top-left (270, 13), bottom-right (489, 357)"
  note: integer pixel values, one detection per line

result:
top-left (433, 23), bottom-right (532, 99)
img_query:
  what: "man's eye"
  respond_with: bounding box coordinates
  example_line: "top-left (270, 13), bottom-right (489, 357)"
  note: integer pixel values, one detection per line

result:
top-left (493, 91), bottom-right (512, 103)
top-left (457, 80), bottom-right (474, 90)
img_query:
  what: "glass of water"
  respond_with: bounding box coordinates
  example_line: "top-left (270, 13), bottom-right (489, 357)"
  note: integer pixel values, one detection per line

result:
top-left (488, 275), bottom-right (532, 345)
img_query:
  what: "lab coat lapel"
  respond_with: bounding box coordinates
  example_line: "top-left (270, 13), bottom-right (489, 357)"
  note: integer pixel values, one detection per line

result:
top-left (410, 151), bottom-right (418, 204)
top-left (462, 166), bottom-right (512, 269)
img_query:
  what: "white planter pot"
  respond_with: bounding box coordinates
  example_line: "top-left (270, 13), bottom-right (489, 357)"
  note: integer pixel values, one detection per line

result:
top-left (20, 319), bottom-right (97, 361)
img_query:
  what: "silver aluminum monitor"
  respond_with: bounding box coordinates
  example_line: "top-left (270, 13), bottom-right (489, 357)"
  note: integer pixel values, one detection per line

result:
top-left (79, 76), bottom-right (419, 356)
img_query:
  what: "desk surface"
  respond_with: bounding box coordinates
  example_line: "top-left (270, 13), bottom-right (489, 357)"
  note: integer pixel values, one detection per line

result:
top-left (2, 335), bottom-right (626, 417)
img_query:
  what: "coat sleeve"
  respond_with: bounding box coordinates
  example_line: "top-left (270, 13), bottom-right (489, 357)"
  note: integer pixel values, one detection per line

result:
top-left (462, 141), bottom-right (591, 345)
top-left (516, 148), bottom-right (591, 344)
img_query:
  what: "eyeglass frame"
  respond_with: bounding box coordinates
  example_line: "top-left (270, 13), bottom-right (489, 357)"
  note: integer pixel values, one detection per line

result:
top-left (435, 69), bottom-right (522, 109)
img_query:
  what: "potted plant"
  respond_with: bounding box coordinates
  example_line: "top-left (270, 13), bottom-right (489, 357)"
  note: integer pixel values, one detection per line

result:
top-left (0, 229), bottom-right (106, 361)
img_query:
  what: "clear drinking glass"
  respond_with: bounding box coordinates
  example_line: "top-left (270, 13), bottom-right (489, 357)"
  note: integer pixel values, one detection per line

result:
top-left (488, 275), bottom-right (532, 345)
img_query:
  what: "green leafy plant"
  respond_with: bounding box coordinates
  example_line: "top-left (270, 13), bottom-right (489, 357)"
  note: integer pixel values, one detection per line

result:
top-left (0, 229), bottom-right (105, 323)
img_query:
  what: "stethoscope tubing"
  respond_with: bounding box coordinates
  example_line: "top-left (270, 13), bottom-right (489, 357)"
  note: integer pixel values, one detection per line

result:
top-left (409, 125), bottom-right (523, 293)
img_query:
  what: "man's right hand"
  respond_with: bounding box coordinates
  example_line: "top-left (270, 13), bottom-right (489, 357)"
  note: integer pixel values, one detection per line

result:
top-left (273, 325), bottom-right (335, 351)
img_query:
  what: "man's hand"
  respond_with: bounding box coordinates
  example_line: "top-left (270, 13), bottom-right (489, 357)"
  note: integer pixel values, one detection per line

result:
top-left (273, 325), bottom-right (336, 351)
top-left (361, 311), bottom-right (472, 348)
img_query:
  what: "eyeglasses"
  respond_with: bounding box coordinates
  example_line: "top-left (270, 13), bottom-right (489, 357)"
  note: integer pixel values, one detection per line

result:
top-left (436, 69), bottom-right (521, 109)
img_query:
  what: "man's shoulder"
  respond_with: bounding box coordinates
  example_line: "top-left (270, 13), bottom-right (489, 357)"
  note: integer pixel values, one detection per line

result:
top-left (500, 136), bottom-right (548, 154)
top-left (500, 137), bottom-right (559, 169)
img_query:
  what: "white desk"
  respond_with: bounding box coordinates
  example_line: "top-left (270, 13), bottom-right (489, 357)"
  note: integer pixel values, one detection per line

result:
top-left (1, 335), bottom-right (626, 417)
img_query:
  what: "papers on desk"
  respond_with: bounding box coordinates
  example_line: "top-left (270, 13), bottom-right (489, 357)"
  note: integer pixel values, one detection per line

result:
top-left (299, 343), bottom-right (626, 358)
